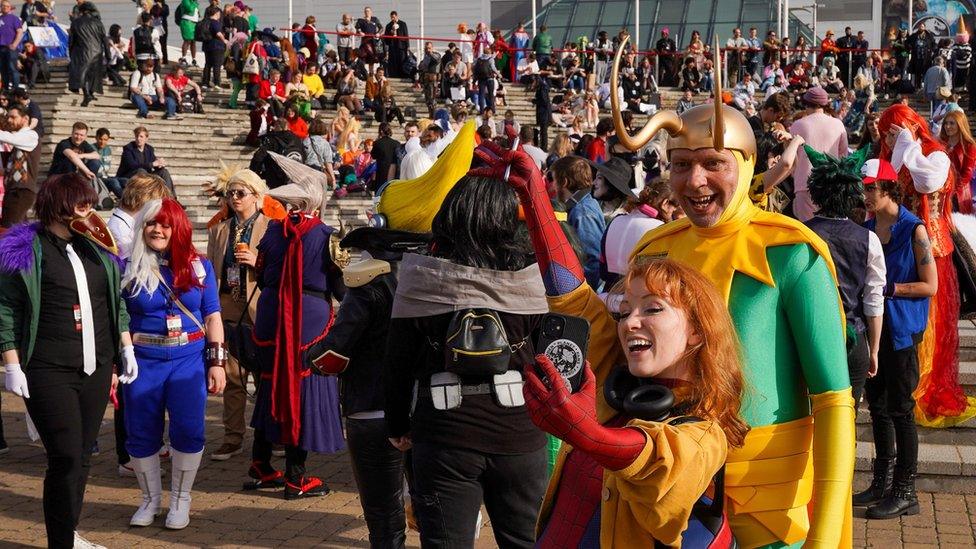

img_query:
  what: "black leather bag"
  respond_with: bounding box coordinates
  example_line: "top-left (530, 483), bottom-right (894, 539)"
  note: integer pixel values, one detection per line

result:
top-left (225, 287), bottom-right (261, 379)
top-left (443, 309), bottom-right (512, 377)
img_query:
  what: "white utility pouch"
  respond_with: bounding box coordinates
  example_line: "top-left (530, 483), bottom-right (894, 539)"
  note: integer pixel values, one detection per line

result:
top-left (430, 372), bottom-right (463, 410)
top-left (492, 370), bottom-right (526, 408)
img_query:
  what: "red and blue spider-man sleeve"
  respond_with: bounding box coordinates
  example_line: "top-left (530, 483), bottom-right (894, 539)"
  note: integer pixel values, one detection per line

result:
top-left (469, 141), bottom-right (585, 296)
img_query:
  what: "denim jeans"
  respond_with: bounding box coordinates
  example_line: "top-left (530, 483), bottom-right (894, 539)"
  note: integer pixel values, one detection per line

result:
top-left (411, 442), bottom-right (547, 548)
top-left (131, 94), bottom-right (164, 117)
top-left (164, 96), bottom-right (179, 117)
top-left (0, 46), bottom-right (19, 89)
top-left (103, 177), bottom-right (126, 198)
top-left (477, 79), bottom-right (495, 113)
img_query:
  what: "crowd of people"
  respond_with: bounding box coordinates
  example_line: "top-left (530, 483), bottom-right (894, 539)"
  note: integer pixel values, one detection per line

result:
top-left (0, 2), bottom-right (975, 548)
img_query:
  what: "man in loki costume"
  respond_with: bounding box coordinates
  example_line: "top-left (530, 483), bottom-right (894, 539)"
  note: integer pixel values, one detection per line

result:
top-left (612, 38), bottom-right (855, 548)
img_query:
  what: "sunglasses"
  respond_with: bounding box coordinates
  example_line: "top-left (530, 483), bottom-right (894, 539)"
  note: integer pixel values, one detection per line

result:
top-left (226, 189), bottom-right (254, 199)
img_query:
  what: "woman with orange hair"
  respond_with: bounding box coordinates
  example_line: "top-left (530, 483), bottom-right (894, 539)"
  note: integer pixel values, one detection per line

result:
top-left (469, 143), bottom-right (746, 546)
top-left (526, 259), bottom-right (747, 547)
top-left (878, 103), bottom-right (976, 428)
top-left (938, 109), bottom-right (976, 213)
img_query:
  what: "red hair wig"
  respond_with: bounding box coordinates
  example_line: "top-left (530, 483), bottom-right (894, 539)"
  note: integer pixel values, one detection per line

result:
top-left (151, 198), bottom-right (201, 293)
top-left (878, 103), bottom-right (947, 160)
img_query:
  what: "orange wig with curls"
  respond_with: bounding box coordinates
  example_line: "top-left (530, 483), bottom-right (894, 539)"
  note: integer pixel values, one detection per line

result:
top-left (621, 259), bottom-right (750, 447)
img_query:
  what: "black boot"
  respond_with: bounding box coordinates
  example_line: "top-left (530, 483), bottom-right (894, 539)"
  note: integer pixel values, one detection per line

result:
top-left (853, 458), bottom-right (894, 506)
top-left (866, 468), bottom-right (919, 519)
top-left (81, 94), bottom-right (93, 107)
top-left (284, 453), bottom-right (330, 500)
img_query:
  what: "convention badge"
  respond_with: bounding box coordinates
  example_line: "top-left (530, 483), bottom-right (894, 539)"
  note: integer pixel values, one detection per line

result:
top-left (73, 304), bottom-right (82, 332)
top-left (166, 314), bottom-right (183, 337)
top-left (227, 264), bottom-right (241, 288)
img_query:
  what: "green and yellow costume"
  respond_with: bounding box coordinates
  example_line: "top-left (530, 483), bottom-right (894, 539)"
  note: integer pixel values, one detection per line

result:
top-left (606, 38), bottom-right (856, 549)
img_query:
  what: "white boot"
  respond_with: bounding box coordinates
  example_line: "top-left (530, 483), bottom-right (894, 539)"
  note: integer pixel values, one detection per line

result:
top-left (165, 449), bottom-right (203, 530)
top-left (129, 455), bottom-right (163, 526)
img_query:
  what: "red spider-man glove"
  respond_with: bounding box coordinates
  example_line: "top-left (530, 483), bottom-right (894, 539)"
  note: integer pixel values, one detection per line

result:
top-left (468, 140), bottom-right (584, 295)
top-left (524, 355), bottom-right (646, 471)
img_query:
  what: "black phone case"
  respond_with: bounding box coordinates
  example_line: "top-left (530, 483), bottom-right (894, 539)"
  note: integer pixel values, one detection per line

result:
top-left (534, 313), bottom-right (590, 393)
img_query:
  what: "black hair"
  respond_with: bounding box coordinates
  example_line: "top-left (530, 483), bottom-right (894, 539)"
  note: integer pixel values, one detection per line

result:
top-left (110, 24), bottom-right (123, 42)
top-left (95, 127), bottom-right (111, 139)
top-left (808, 164), bottom-right (863, 218)
top-left (596, 117), bottom-right (614, 136)
top-left (755, 132), bottom-right (785, 173)
top-left (431, 176), bottom-right (532, 271)
top-left (378, 122), bottom-right (392, 137)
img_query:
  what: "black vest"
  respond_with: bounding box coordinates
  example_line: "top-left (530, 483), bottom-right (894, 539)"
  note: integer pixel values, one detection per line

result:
top-left (805, 217), bottom-right (869, 330)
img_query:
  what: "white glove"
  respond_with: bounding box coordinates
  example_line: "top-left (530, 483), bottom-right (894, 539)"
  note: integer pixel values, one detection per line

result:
top-left (4, 363), bottom-right (30, 398)
top-left (119, 346), bottom-right (139, 384)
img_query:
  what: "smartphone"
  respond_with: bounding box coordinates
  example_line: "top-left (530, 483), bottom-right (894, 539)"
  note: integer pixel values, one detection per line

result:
top-left (534, 313), bottom-right (590, 393)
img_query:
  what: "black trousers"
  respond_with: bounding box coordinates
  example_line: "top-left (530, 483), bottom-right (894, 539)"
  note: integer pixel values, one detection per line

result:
top-left (202, 49), bottom-right (223, 87)
top-left (24, 361), bottom-right (112, 549)
top-left (848, 326), bottom-right (870, 405)
top-left (114, 385), bottom-right (129, 465)
top-left (346, 417), bottom-right (407, 549)
top-left (865, 330), bottom-right (920, 473)
top-left (411, 442), bottom-right (547, 549)
top-left (252, 429), bottom-right (308, 479)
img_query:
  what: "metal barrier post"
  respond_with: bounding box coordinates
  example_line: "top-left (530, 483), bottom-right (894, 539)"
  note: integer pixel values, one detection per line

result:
top-left (847, 50), bottom-right (853, 88)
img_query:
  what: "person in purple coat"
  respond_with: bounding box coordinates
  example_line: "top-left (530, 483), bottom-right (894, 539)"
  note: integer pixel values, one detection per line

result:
top-left (246, 158), bottom-right (346, 499)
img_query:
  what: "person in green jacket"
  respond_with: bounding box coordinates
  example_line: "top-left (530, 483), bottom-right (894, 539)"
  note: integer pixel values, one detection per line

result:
top-left (532, 25), bottom-right (553, 70)
top-left (0, 173), bottom-right (137, 549)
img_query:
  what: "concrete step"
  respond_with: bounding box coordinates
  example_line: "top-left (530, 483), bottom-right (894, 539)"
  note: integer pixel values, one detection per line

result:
top-left (854, 440), bottom-right (976, 495)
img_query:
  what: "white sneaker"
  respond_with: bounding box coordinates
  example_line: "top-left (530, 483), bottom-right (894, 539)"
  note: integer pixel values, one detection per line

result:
top-left (73, 531), bottom-right (107, 549)
top-left (118, 463), bottom-right (135, 477)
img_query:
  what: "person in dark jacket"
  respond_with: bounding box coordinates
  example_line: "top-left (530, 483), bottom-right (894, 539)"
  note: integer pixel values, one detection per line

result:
top-left (0, 174), bottom-right (137, 549)
top-left (385, 176), bottom-right (549, 548)
top-left (308, 227), bottom-right (430, 549)
top-left (67, 2), bottom-right (105, 106)
top-left (383, 11), bottom-right (408, 78)
top-left (117, 126), bottom-right (175, 197)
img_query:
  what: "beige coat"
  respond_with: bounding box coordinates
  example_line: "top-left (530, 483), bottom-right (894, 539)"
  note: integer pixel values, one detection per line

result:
top-left (206, 212), bottom-right (270, 322)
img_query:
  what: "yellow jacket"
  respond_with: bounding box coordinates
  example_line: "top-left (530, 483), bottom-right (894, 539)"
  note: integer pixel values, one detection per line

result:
top-left (303, 74), bottom-right (326, 98)
top-left (541, 284), bottom-right (729, 547)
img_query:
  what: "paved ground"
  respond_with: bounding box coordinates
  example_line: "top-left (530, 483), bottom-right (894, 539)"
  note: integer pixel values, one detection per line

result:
top-left (1, 393), bottom-right (975, 548)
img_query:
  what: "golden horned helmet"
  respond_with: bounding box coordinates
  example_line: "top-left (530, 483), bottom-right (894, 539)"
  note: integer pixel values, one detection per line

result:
top-left (610, 36), bottom-right (756, 160)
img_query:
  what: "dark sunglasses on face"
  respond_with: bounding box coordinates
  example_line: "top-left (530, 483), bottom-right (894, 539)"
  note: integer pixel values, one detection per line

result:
top-left (227, 189), bottom-right (254, 199)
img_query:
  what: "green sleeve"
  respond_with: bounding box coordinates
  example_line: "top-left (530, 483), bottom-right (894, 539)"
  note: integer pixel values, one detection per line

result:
top-left (118, 296), bottom-right (130, 334)
top-left (772, 244), bottom-right (851, 394)
top-left (0, 274), bottom-right (25, 354)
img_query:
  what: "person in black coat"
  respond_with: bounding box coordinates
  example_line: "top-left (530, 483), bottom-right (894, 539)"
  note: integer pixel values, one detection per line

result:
top-left (655, 29), bottom-right (677, 86)
top-left (307, 227), bottom-right (429, 549)
top-left (907, 24), bottom-right (936, 86)
top-left (534, 74), bottom-right (552, 151)
top-left (117, 126), bottom-right (176, 197)
top-left (384, 11), bottom-right (409, 78)
top-left (67, 2), bottom-right (106, 106)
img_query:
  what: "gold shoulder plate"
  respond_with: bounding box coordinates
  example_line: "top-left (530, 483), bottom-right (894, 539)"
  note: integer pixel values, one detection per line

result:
top-left (343, 259), bottom-right (392, 288)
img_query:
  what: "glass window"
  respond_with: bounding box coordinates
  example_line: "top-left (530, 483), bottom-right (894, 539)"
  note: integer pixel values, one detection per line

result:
top-left (715, 0), bottom-right (742, 24)
top-left (601, 1), bottom-right (632, 30)
top-left (545, 3), bottom-right (575, 29)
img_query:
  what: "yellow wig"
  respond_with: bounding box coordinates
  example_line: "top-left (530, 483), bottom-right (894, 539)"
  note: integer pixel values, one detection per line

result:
top-left (376, 121), bottom-right (476, 232)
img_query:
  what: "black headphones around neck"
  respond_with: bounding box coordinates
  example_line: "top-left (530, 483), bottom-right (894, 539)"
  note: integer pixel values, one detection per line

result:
top-left (603, 366), bottom-right (676, 422)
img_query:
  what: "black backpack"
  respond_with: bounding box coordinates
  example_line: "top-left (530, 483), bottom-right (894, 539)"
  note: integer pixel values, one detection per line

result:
top-left (133, 25), bottom-right (154, 55)
top-left (474, 57), bottom-right (493, 80)
top-left (173, 3), bottom-right (184, 25)
top-left (442, 309), bottom-right (515, 377)
top-left (249, 132), bottom-right (307, 188)
top-left (194, 19), bottom-right (212, 42)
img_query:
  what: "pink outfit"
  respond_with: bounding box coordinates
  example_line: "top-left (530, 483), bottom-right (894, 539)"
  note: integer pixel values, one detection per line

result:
top-left (789, 111), bottom-right (849, 220)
